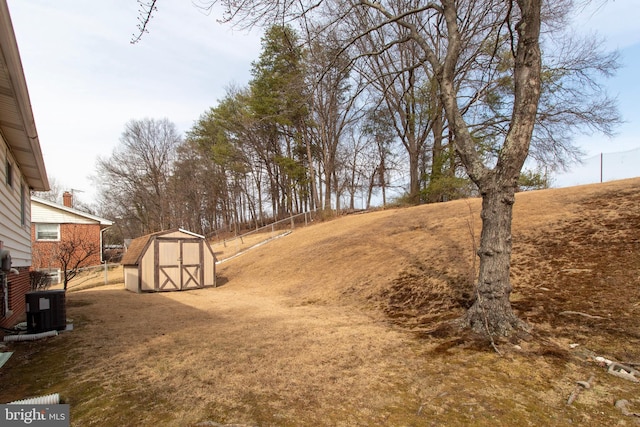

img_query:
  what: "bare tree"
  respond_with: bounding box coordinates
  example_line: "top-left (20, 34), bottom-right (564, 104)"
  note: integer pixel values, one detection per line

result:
top-left (56, 225), bottom-right (100, 290)
top-left (33, 225), bottom-right (101, 290)
top-left (354, 22), bottom-right (436, 204)
top-left (29, 270), bottom-right (51, 291)
top-left (31, 176), bottom-right (64, 203)
top-left (437, 0), bottom-right (542, 336)
top-left (215, 0), bottom-right (616, 338)
top-left (305, 32), bottom-right (367, 212)
top-left (96, 118), bottom-right (181, 236)
top-left (169, 138), bottom-right (226, 236)
top-left (133, 0), bottom-right (619, 339)
top-left (360, 105), bottom-right (399, 207)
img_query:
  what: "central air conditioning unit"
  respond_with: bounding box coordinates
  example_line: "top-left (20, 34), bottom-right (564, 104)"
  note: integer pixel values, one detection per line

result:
top-left (25, 290), bottom-right (66, 333)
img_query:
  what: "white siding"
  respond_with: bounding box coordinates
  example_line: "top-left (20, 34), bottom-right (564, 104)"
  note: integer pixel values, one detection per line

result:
top-left (124, 266), bottom-right (140, 292)
top-left (31, 201), bottom-right (98, 225)
top-left (203, 241), bottom-right (216, 287)
top-left (0, 136), bottom-right (32, 267)
top-left (140, 246), bottom-right (155, 291)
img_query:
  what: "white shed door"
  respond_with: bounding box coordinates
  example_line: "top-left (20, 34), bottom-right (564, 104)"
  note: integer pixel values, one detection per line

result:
top-left (156, 238), bottom-right (204, 291)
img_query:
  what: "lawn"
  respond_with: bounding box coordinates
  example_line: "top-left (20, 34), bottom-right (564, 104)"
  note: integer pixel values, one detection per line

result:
top-left (1, 178), bottom-right (639, 426)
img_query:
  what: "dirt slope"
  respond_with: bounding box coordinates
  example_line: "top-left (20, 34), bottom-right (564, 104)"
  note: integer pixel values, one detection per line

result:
top-left (1, 178), bottom-right (639, 426)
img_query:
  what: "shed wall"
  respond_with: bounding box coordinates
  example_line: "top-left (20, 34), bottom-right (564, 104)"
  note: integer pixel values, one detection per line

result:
top-left (124, 266), bottom-right (139, 293)
top-left (140, 244), bottom-right (156, 291)
top-left (124, 231), bottom-right (216, 292)
top-left (203, 241), bottom-right (216, 286)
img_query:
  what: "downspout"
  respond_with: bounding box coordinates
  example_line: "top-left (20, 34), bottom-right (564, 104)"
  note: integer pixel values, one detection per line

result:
top-left (99, 226), bottom-right (111, 263)
top-left (3, 330), bottom-right (58, 342)
top-left (8, 393), bottom-right (60, 405)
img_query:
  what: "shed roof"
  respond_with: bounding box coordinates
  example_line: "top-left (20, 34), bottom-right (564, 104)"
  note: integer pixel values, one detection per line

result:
top-left (120, 228), bottom-right (205, 266)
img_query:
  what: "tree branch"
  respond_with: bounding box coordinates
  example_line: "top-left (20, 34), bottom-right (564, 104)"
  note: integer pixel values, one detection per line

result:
top-left (131, 0), bottom-right (158, 44)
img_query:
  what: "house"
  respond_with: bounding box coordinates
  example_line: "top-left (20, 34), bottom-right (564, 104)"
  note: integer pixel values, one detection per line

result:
top-left (0, 0), bottom-right (50, 329)
top-left (31, 192), bottom-right (113, 284)
top-left (122, 228), bottom-right (216, 293)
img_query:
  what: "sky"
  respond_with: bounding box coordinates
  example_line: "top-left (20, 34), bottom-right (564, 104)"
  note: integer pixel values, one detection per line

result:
top-left (6, 1), bottom-right (640, 206)
top-left (7, 0), bottom-right (263, 205)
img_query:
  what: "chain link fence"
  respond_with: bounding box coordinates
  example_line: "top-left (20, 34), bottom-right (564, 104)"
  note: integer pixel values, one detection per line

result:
top-left (554, 147), bottom-right (640, 188)
top-left (211, 211), bottom-right (319, 263)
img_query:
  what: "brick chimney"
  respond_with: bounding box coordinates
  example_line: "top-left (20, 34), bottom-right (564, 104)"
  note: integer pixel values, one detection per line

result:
top-left (63, 191), bottom-right (73, 208)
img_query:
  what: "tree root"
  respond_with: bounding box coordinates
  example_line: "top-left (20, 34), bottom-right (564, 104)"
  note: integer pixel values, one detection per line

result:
top-left (460, 293), bottom-right (531, 351)
top-left (567, 375), bottom-right (594, 405)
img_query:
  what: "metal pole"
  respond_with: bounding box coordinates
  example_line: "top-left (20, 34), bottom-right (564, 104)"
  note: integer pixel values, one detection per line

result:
top-left (600, 152), bottom-right (603, 183)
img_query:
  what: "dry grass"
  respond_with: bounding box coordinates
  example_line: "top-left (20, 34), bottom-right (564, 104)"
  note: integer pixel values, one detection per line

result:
top-left (1, 178), bottom-right (640, 426)
top-left (61, 265), bottom-right (124, 291)
top-left (211, 229), bottom-right (292, 262)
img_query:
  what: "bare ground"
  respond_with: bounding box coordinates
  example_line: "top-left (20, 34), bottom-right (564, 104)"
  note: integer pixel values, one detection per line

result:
top-left (1, 178), bottom-right (639, 426)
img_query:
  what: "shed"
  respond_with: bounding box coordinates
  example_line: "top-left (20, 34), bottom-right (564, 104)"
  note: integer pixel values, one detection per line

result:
top-left (121, 229), bottom-right (216, 293)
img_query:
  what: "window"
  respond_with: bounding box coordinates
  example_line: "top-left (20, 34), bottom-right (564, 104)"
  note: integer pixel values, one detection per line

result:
top-left (5, 160), bottom-right (12, 187)
top-left (35, 223), bottom-right (60, 241)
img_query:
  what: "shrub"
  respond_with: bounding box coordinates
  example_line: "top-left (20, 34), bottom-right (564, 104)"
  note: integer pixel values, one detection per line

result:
top-left (30, 270), bottom-right (52, 291)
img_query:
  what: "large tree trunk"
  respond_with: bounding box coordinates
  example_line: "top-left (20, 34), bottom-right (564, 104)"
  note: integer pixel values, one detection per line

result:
top-left (463, 178), bottom-right (530, 336)
top-left (303, 128), bottom-right (320, 211)
top-left (407, 144), bottom-right (420, 203)
top-left (426, 103), bottom-right (444, 203)
top-left (433, 0), bottom-right (542, 339)
top-left (405, 68), bottom-right (420, 204)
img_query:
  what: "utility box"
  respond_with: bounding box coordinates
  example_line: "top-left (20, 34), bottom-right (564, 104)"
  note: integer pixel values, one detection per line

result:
top-left (25, 290), bottom-right (66, 333)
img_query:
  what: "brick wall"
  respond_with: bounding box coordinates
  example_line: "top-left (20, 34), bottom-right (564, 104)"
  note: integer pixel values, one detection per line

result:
top-left (0, 266), bottom-right (30, 329)
top-left (31, 223), bottom-right (102, 270)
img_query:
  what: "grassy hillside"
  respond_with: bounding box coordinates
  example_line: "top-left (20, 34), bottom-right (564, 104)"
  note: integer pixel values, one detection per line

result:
top-left (1, 178), bottom-right (639, 426)
top-left (220, 177), bottom-right (640, 351)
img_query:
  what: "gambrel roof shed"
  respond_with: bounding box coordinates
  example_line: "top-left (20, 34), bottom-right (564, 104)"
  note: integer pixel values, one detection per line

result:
top-left (122, 228), bottom-right (216, 293)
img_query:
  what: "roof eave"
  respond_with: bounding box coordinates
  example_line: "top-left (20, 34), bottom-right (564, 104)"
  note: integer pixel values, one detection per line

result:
top-left (0, 0), bottom-right (49, 191)
top-left (31, 196), bottom-right (113, 225)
